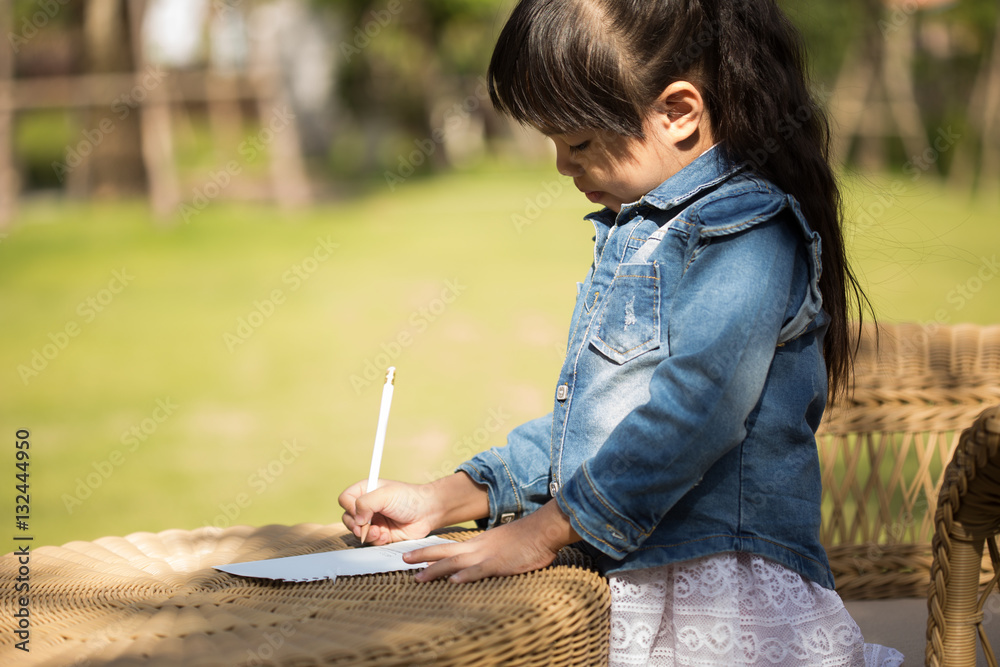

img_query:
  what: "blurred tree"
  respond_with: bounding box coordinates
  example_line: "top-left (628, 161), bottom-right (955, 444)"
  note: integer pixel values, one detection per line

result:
top-left (315, 0), bottom-right (502, 176)
top-left (780, 0), bottom-right (861, 85)
top-left (80, 0), bottom-right (146, 196)
top-left (10, 0), bottom-right (991, 193)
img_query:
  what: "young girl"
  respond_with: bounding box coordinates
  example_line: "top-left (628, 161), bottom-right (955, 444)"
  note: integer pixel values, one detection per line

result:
top-left (340, 1), bottom-right (902, 664)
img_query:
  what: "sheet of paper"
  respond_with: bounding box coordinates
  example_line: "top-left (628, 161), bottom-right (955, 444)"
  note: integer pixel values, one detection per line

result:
top-left (214, 535), bottom-right (453, 582)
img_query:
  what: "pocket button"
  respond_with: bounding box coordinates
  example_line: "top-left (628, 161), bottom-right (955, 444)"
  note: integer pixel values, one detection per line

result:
top-left (556, 384), bottom-right (570, 401)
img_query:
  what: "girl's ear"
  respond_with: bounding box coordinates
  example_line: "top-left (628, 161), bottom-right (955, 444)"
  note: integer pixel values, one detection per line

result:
top-left (651, 81), bottom-right (706, 146)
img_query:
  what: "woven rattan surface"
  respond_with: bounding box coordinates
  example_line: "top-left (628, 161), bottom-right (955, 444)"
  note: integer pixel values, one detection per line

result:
top-left (927, 405), bottom-right (1000, 667)
top-left (817, 323), bottom-right (1000, 600)
top-left (0, 523), bottom-right (610, 666)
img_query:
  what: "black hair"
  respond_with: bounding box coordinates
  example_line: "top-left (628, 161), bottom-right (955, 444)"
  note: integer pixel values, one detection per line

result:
top-left (488, 0), bottom-right (870, 401)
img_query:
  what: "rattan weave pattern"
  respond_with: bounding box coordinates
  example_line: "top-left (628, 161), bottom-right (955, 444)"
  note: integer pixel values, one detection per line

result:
top-left (927, 405), bottom-right (1000, 667)
top-left (0, 523), bottom-right (610, 666)
top-left (817, 323), bottom-right (1000, 600)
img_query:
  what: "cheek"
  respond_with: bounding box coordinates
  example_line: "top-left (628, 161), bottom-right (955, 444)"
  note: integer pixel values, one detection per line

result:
top-left (610, 166), bottom-right (649, 192)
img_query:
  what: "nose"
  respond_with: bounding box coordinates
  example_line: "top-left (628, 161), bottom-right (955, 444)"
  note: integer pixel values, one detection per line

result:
top-left (554, 143), bottom-right (583, 178)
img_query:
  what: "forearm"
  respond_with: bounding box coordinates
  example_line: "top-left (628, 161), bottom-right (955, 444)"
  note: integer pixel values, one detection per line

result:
top-left (406, 498), bottom-right (581, 583)
top-left (427, 472), bottom-right (489, 529)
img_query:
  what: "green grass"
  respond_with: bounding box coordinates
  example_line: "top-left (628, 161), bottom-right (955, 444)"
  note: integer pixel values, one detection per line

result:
top-left (1, 164), bottom-right (997, 548)
top-left (841, 171), bottom-right (1000, 325)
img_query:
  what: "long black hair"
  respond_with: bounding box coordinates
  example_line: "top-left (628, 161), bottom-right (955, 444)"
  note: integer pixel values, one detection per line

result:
top-left (487, 0), bottom-right (869, 400)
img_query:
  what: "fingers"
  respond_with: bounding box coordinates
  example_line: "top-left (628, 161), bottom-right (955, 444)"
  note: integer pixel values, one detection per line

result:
top-left (410, 546), bottom-right (476, 583)
top-left (353, 484), bottom-right (389, 527)
top-left (413, 550), bottom-right (495, 584)
top-left (364, 523), bottom-right (393, 546)
top-left (338, 479), bottom-right (387, 533)
top-left (338, 480), bottom-right (368, 540)
top-left (339, 478), bottom-right (433, 545)
top-left (403, 516), bottom-right (563, 584)
top-left (337, 480), bottom-right (366, 512)
top-left (403, 542), bottom-right (457, 565)
top-left (404, 541), bottom-right (495, 584)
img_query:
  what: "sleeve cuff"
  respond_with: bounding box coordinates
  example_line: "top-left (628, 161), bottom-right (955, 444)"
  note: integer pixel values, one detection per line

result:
top-left (556, 461), bottom-right (650, 559)
top-left (457, 453), bottom-right (527, 530)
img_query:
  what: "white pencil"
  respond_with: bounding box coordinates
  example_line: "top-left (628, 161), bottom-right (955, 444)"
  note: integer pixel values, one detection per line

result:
top-left (360, 366), bottom-right (395, 544)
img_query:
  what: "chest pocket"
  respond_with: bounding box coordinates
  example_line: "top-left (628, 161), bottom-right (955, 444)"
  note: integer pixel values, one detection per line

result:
top-left (590, 262), bottom-right (661, 364)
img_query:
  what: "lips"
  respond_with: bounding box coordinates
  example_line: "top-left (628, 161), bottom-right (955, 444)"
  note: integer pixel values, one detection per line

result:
top-left (577, 185), bottom-right (603, 203)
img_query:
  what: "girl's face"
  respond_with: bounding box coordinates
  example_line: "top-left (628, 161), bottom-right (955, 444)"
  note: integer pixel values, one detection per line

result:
top-left (549, 126), bottom-right (688, 213)
top-left (545, 82), bottom-right (713, 213)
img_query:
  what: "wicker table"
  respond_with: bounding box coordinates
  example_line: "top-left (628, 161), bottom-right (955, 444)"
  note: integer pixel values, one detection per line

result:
top-left (0, 524), bottom-right (610, 666)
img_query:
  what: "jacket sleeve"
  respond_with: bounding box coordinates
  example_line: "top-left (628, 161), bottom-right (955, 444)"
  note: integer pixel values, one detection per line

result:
top-left (457, 413), bottom-right (554, 529)
top-left (556, 201), bottom-right (820, 559)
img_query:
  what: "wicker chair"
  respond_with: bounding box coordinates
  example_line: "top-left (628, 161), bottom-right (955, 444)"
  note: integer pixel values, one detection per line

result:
top-left (817, 322), bottom-right (1000, 601)
top-left (816, 322), bottom-right (1000, 665)
top-left (927, 405), bottom-right (1000, 666)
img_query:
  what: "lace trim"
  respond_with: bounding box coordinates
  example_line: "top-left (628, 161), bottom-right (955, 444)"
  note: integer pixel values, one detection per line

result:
top-left (608, 552), bottom-right (904, 667)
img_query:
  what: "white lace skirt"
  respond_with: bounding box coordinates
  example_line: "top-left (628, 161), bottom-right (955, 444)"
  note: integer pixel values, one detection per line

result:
top-left (608, 552), bottom-right (905, 667)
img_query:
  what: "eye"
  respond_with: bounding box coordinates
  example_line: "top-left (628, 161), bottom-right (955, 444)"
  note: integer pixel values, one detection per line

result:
top-left (569, 140), bottom-right (590, 153)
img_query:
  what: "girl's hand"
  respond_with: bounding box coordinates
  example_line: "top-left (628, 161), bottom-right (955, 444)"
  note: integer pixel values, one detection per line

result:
top-left (402, 500), bottom-right (580, 583)
top-left (338, 472), bottom-right (490, 546)
top-left (338, 479), bottom-right (437, 545)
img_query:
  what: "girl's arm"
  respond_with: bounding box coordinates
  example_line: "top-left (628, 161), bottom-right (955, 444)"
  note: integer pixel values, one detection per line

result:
top-left (340, 467), bottom-right (580, 585)
top-left (339, 472), bottom-right (489, 545)
top-left (403, 498), bottom-right (581, 583)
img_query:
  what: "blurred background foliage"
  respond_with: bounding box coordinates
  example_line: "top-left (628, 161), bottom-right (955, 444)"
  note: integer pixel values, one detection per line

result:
top-left (6, 0), bottom-right (1000, 190)
top-left (2, 0), bottom-right (999, 548)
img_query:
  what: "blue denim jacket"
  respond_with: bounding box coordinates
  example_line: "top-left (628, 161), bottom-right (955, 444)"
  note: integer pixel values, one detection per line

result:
top-left (458, 147), bottom-right (834, 588)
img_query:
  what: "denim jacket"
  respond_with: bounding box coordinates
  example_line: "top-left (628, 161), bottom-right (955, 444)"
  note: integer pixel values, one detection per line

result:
top-left (458, 147), bottom-right (835, 588)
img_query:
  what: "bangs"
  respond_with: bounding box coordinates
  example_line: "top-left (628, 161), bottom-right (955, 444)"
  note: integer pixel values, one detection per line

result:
top-left (487, 0), bottom-right (645, 137)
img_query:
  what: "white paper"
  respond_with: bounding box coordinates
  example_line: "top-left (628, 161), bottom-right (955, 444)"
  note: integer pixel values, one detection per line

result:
top-left (214, 536), bottom-right (452, 582)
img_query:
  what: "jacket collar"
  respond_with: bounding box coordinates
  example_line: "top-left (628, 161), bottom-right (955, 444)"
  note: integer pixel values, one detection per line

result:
top-left (586, 145), bottom-right (746, 227)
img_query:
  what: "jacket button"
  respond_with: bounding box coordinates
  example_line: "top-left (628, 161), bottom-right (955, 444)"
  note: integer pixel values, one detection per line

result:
top-left (556, 384), bottom-right (569, 401)
top-left (549, 481), bottom-right (559, 496)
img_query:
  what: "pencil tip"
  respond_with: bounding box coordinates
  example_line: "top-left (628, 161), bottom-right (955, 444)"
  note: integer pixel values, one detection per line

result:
top-left (359, 524), bottom-right (370, 544)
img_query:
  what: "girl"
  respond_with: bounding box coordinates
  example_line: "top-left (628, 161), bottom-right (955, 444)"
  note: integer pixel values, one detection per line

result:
top-left (340, 1), bottom-right (902, 664)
